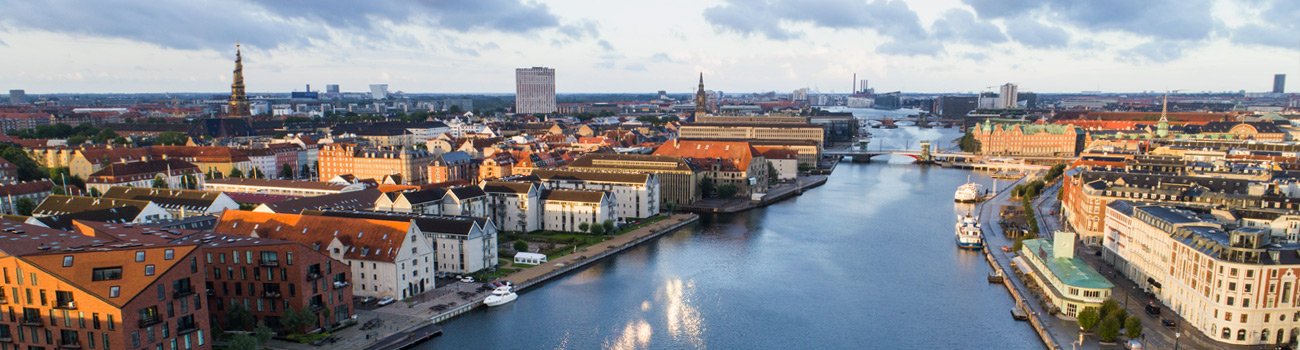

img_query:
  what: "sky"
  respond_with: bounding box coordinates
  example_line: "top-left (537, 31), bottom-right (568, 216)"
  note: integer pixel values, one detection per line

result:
top-left (0, 0), bottom-right (1297, 95)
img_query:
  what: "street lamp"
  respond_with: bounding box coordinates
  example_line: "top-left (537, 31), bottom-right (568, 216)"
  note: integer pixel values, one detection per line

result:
top-left (1174, 331), bottom-right (1180, 350)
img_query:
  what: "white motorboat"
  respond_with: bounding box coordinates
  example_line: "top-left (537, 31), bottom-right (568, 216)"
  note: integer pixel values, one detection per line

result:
top-left (955, 213), bottom-right (983, 249)
top-left (955, 176), bottom-right (984, 203)
top-left (484, 286), bottom-right (517, 307)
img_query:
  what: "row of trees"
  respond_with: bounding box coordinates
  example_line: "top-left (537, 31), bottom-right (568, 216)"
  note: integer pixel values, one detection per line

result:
top-left (958, 132), bottom-right (982, 153)
top-left (1075, 298), bottom-right (1143, 343)
top-left (1011, 179), bottom-right (1047, 250)
top-left (578, 219), bottom-right (617, 235)
top-left (221, 302), bottom-right (324, 349)
top-left (698, 177), bottom-right (739, 199)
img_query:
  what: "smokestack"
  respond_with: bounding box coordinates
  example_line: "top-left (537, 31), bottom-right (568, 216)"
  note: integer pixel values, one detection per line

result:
top-left (306, 84), bottom-right (311, 92)
top-left (853, 73), bottom-right (857, 94)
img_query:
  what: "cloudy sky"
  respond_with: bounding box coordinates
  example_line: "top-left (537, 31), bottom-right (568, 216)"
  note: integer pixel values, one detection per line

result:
top-left (0, 0), bottom-right (1296, 94)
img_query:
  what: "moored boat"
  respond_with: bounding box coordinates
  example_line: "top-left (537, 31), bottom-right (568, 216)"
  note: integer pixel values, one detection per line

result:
top-left (955, 213), bottom-right (983, 249)
top-left (484, 286), bottom-right (517, 307)
top-left (955, 176), bottom-right (983, 203)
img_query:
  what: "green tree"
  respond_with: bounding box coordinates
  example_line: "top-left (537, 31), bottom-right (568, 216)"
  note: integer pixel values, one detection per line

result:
top-left (155, 131), bottom-right (188, 146)
top-left (589, 222), bottom-right (606, 235)
top-left (0, 144), bottom-right (44, 181)
top-left (602, 219), bottom-right (615, 234)
top-left (1076, 307), bottom-right (1100, 332)
top-left (68, 135), bottom-right (86, 145)
top-left (51, 186), bottom-right (65, 195)
top-left (152, 175), bottom-right (169, 189)
top-left (716, 184), bottom-right (738, 199)
top-left (280, 306), bottom-right (307, 334)
top-left (1098, 315), bottom-right (1122, 342)
top-left (228, 333), bottom-right (259, 350)
top-left (698, 177), bottom-right (715, 198)
top-left (15, 198), bottom-right (35, 216)
top-left (958, 132), bottom-right (982, 153)
top-left (225, 301), bottom-right (254, 331)
top-left (767, 161), bottom-right (779, 183)
top-left (91, 129), bottom-right (118, 144)
top-left (447, 105), bottom-right (464, 115)
top-left (254, 321), bottom-right (273, 345)
top-left (89, 187), bottom-right (102, 197)
top-left (183, 175), bottom-right (198, 190)
top-left (320, 307), bottom-right (331, 327)
top-left (252, 168), bottom-right (265, 179)
top-left (578, 222), bottom-right (590, 232)
top-left (300, 164), bottom-right (311, 179)
top-left (1124, 315), bottom-right (1142, 339)
top-left (1045, 163), bottom-right (1067, 183)
top-left (49, 167), bottom-right (86, 189)
top-left (280, 164), bottom-right (293, 179)
top-left (229, 168), bottom-right (245, 178)
top-left (513, 240), bottom-right (529, 252)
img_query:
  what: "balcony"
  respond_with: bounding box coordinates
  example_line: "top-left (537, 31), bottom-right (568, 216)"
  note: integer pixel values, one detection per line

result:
top-left (309, 303), bottom-right (324, 312)
top-left (260, 291), bottom-right (282, 299)
top-left (206, 289), bottom-right (215, 297)
top-left (332, 281), bottom-right (349, 289)
top-left (173, 288), bottom-right (195, 299)
top-left (21, 318), bottom-right (43, 327)
top-left (138, 318), bottom-right (162, 328)
top-left (258, 259), bottom-right (279, 267)
top-left (0, 336), bottom-right (12, 343)
top-left (0, 298), bottom-right (7, 304)
top-left (53, 301), bottom-right (77, 310)
top-left (306, 272), bottom-right (321, 281)
top-left (176, 324), bottom-right (198, 335)
top-left (59, 340), bottom-right (82, 349)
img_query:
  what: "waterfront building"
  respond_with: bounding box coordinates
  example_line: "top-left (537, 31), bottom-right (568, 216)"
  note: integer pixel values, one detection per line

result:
top-left (175, 232), bottom-right (353, 332)
top-left (515, 67), bottom-right (556, 114)
top-left (531, 169), bottom-right (659, 220)
top-left (652, 139), bottom-right (769, 198)
top-left (972, 122), bottom-right (1084, 157)
top-left (564, 153), bottom-right (700, 206)
top-left (480, 181), bottom-right (542, 233)
top-left (252, 188), bottom-right (382, 214)
top-left (1016, 231), bottom-right (1113, 318)
top-left (317, 143), bottom-right (436, 185)
top-left (373, 186), bottom-right (488, 217)
top-left (305, 210), bottom-right (498, 275)
top-left (540, 189), bottom-right (617, 232)
top-left (677, 122), bottom-right (826, 150)
top-left (203, 178), bottom-right (367, 197)
top-left (0, 220), bottom-right (213, 350)
top-left (33, 195), bottom-right (173, 223)
top-left (1104, 201), bottom-right (1300, 346)
top-left (85, 159), bottom-right (204, 194)
top-left (213, 210), bottom-right (436, 299)
top-left (100, 187), bottom-right (238, 219)
top-left (1061, 169), bottom-right (1263, 246)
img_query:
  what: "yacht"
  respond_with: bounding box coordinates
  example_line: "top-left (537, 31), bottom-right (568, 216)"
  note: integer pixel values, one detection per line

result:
top-left (484, 286), bottom-right (517, 307)
top-left (955, 177), bottom-right (984, 203)
top-left (955, 213), bottom-right (983, 249)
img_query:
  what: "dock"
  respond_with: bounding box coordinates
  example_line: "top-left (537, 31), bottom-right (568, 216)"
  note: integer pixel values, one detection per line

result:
top-left (361, 323), bottom-right (442, 350)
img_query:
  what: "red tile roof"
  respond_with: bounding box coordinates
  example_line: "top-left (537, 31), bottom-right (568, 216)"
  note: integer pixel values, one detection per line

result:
top-left (213, 210), bottom-right (412, 262)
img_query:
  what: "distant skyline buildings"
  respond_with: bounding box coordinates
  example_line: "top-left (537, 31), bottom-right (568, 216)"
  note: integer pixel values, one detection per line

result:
top-left (515, 67), bottom-right (556, 114)
top-left (997, 83), bottom-right (1019, 109)
top-left (0, 1), bottom-right (1296, 94)
top-left (370, 84), bottom-right (389, 100)
top-left (1276, 74), bottom-right (1287, 94)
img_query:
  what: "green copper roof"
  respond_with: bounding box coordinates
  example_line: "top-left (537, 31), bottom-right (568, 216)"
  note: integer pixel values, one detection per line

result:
top-left (1021, 239), bottom-right (1114, 290)
top-left (987, 122), bottom-right (1079, 136)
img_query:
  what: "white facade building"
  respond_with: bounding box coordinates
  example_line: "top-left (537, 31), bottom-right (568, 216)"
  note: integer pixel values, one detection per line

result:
top-left (540, 189), bottom-right (617, 232)
top-left (480, 181), bottom-right (542, 233)
top-left (515, 67), bottom-right (556, 114)
top-left (532, 169), bottom-right (659, 221)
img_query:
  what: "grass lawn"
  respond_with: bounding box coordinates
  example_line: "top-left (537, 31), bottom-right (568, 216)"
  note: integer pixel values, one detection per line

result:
top-left (471, 267), bottom-right (520, 282)
top-left (613, 215), bottom-right (670, 235)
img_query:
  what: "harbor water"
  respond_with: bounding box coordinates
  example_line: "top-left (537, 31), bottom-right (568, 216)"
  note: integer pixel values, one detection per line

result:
top-left (422, 128), bottom-right (1042, 349)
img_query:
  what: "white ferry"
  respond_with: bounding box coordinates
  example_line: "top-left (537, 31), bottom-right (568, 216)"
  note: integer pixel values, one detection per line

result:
top-left (955, 177), bottom-right (984, 203)
top-left (955, 214), bottom-right (983, 249)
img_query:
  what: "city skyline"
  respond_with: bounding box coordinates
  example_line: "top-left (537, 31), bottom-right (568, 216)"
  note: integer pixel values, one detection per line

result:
top-left (0, 0), bottom-right (1297, 94)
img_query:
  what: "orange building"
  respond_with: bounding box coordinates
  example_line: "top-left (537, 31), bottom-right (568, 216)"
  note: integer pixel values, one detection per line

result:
top-left (0, 221), bottom-right (212, 350)
top-left (318, 144), bottom-right (436, 185)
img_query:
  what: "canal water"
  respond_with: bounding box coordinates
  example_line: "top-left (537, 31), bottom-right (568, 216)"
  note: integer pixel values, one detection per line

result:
top-left (422, 128), bottom-right (1043, 349)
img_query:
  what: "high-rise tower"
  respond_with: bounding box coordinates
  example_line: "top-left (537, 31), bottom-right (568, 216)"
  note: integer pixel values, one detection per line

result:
top-left (228, 43), bottom-right (250, 117)
top-left (694, 73), bottom-right (707, 119)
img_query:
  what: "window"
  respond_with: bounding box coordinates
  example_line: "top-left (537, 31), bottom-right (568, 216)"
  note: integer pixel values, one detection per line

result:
top-left (205, 253), bottom-right (212, 264)
top-left (286, 252), bottom-right (293, 265)
top-left (145, 265), bottom-right (155, 276)
top-left (63, 256), bottom-right (74, 267)
top-left (109, 287), bottom-right (120, 298)
top-left (107, 315), bottom-right (115, 330)
top-left (135, 252), bottom-right (146, 262)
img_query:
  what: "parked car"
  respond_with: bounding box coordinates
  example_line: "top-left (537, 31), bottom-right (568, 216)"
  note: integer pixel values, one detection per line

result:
top-left (460, 276), bottom-right (475, 283)
top-left (359, 296), bottom-right (376, 304)
top-left (1161, 318), bottom-right (1176, 328)
top-left (1124, 340), bottom-right (1143, 350)
top-left (1001, 246), bottom-right (1012, 252)
top-left (377, 297), bottom-right (396, 306)
top-left (1145, 304), bottom-right (1161, 315)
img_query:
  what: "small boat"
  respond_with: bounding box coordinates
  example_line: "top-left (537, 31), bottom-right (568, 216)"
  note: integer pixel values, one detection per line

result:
top-left (955, 213), bottom-right (983, 249)
top-left (484, 286), bottom-right (517, 307)
top-left (988, 271), bottom-right (1004, 283)
top-left (1011, 307), bottom-right (1029, 321)
top-left (954, 176), bottom-right (983, 203)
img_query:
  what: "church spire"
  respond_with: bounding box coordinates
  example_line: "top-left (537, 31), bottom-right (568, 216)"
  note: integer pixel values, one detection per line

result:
top-left (694, 73), bottom-right (707, 119)
top-left (1156, 92), bottom-right (1170, 138)
top-left (228, 42), bottom-right (250, 117)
